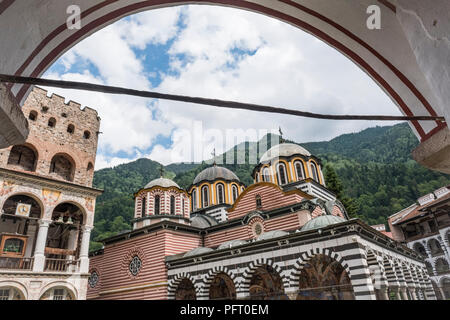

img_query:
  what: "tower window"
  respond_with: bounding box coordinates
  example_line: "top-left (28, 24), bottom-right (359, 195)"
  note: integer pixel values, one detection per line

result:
top-left (310, 162), bottom-right (319, 182)
top-left (83, 130), bottom-right (91, 139)
top-left (67, 124), bottom-right (75, 134)
top-left (277, 163), bottom-right (287, 185)
top-left (48, 117), bottom-right (56, 128)
top-left (170, 195), bottom-right (175, 215)
top-left (232, 185), bottom-right (238, 202)
top-left (192, 189), bottom-right (197, 211)
top-left (216, 184), bottom-right (225, 204)
top-left (294, 161), bottom-right (305, 181)
top-left (154, 195), bottom-right (160, 215)
top-left (202, 186), bottom-right (209, 208)
top-left (142, 197), bottom-right (147, 216)
top-left (28, 110), bottom-right (38, 121)
top-left (262, 167), bottom-right (271, 182)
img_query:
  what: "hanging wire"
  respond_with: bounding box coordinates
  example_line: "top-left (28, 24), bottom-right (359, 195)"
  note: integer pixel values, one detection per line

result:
top-left (0, 74), bottom-right (445, 122)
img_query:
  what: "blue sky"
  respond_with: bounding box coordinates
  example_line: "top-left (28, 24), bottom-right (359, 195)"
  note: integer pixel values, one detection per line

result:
top-left (42, 5), bottom-right (401, 169)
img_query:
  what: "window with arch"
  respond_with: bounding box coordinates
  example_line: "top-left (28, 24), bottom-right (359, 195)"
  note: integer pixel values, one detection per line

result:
top-left (170, 195), bottom-right (176, 215)
top-left (192, 189), bottom-right (197, 211)
top-left (28, 110), bottom-right (38, 121)
top-left (7, 145), bottom-right (37, 172)
top-left (48, 117), bottom-right (56, 127)
top-left (202, 186), bottom-right (209, 208)
top-left (255, 195), bottom-right (262, 208)
top-left (182, 198), bottom-right (185, 214)
top-left (154, 195), bottom-right (161, 215)
top-left (49, 154), bottom-right (75, 181)
top-left (142, 196), bottom-right (147, 216)
top-left (262, 167), bottom-right (271, 182)
top-left (67, 124), bottom-right (75, 134)
top-left (216, 183), bottom-right (225, 204)
top-left (294, 161), bottom-right (305, 181)
top-left (277, 163), bottom-right (288, 185)
top-left (310, 162), bottom-right (319, 182)
top-left (83, 130), bottom-right (91, 139)
top-left (87, 162), bottom-right (94, 172)
top-left (232, 185), bottom-right (238, 202)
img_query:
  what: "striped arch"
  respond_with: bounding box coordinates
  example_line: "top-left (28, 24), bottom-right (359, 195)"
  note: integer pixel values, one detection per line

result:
top-left (167, 273), bottom-right (199, 300)
top-left (365, 249), bottom-right (388, 289)
top-left (240, 257), bottom-right (287, 294)
top-left (392, 259), bottom-right (407, 287)
top-left (401, 262), bottom-right (416, 289)
top-left (200, 266), bottom-right (237, 299)
top-left (381, 255), bottom-right (400, 287)
top-left (289, 247), bottom-right (350, 291)
top-left (421, 267), bottom-right (437, 300)
top-left (409, 265), bottom-right (423, 289)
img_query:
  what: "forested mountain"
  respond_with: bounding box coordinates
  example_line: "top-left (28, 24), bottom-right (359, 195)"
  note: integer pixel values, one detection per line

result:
top-left (89, 122), bottom-right (450, 251)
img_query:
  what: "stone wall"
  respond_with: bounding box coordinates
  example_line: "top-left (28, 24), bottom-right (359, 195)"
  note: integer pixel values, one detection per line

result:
top-left (0, 87), bottom-right (100, 187)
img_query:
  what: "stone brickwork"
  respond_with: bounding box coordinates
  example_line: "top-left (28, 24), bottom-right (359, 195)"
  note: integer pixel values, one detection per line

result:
top-left (0, 87), bottom-right (100, 187)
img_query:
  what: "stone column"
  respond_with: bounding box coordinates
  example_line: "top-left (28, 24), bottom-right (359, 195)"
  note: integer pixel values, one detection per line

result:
top-left (379, 287), bottom-right (389, 300)
top-left (399, 287), bottom-right (409, 300)
top-left (32, 219), bottom-right (52, 272)
top-left (408, 287), bottom-right (417, 300)
top-left (78, 225), bottom-right (92, 273)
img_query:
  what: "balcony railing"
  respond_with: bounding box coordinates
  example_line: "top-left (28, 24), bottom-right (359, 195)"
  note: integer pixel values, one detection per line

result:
top-left (0, 257), bottom-right (34, 270)
top-left (44, 258), bottom-right (79, 272)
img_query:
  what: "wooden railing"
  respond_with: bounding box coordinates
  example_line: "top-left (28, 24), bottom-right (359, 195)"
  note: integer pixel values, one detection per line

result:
top-left (44, 258), bottom-right (78, 272)
top-left (0, 257), bottom-right (34, 270)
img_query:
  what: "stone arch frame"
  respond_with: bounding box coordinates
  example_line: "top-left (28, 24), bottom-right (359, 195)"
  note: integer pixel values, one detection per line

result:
top-left (401, 261), bottom-right (416, 290)
top-left (49, 152), bottom-right (76, 182)
top-left (240, 257), bottom-right (287, 296)
top-left (412, 241), bottom-right (428, 258)
top-left (427, 237), bottom-right (444, 255)
top-left (433, 256), bottom-right (450, 274)
top-left (1, 190), bottom-right (46, 219)
top-left (6, 143), bottom-right (39, 172)
top-left (49, 200), bottom-right (88, 226)
top-left (381, 255), bottom-right (400, 288)
top-left (391, 258), bottom-right (407, 288)
top-left (39, 281), bottom-right (78, 300)
top-left (200, 266), bottom-right (237, 299)
top-left (438, 275), bottom-right (450, 299)
top-left (288, 248), bottom-right (351, 292)
top-left (0, 280), bottom-right (29, 300)
top-left (167, 273), bottom-right (200, 300)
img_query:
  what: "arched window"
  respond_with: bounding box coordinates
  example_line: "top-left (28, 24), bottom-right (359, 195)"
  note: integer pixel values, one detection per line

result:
top-left (294, 161), bottom-right (305, 181)
top-left (232, 185), bottom-right (238, 202)
top-left (310, 162), bottom-right (319, 182)
top-left (192, 189), bottom-right (197, 211)
top-left (7, 145), bottom-right (37, 172)
top-left (48, 117), bottom-right (56, 128)
top-left (256, 195), bottom-right (262, 208)
top-left (83, 131), bottom-right (91, 139)
top-left (28, 110), bottom-right (38, 121)
top-left (154, 195), bottom-right (160, 215)
top-left (182, 198), bottom-right (185, 214)
top-left (142, 197), bottom-right (146, 216)
top-left (202, 186), bottom-right (209, 208)
top-left (262, 167), bottom-right (271, 182)
top-left (49, 154), bottom-right (74, 181)
top-left (216, 184), bottom-right (225, 204)
top-left (277, 163), bottom-right (288, 185)
top-left (170, 195), bottom-right (176, 215)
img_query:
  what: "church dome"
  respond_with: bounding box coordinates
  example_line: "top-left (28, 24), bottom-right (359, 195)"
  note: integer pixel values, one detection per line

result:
top-left (260, 143), bottom-right (311, 163)
top-left (183, 247), bottom-right (214, 257)
top-left (144, 177), bottom-right (180, 189)
top-left (300, 215), bottom-right (346, 232)
top-left (193, 165), bottom-right (239, 185)
top-left (190, 214), bottom-right (219, 228)
top-left (255, 230), bottom-right (289, 241)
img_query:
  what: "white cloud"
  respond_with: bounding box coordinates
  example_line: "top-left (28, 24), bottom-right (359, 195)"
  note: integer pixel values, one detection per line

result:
top-left (45, 5), bottom-right (401, 168)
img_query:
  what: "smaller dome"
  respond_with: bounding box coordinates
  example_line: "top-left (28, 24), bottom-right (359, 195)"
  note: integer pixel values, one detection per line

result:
top-left (144, 177), bottom-right (180, 189)
top-left (217, 240), bottom-right (248, 250)
top-left (193, 166), bottom-right (239, 185)
top-left (255, 230), bottom-right (289, 241)
top-left (190, 214), bottom-right (219, 228)
top-left (183, 247), bottom-right (214, 258)
top-left (260, 143), bottom-right (311, 163)
top-left (300, 215), bottom-right (346, 232)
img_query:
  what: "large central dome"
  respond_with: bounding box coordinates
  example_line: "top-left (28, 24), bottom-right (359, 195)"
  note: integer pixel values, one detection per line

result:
top-left (193, 165), bottom-right (240, 185)
top-left (260, 143), bottom-right (311, 163)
